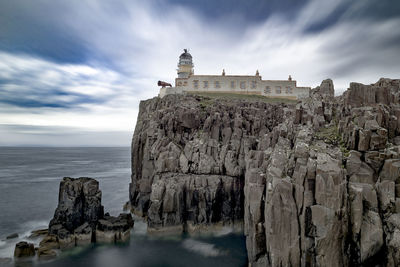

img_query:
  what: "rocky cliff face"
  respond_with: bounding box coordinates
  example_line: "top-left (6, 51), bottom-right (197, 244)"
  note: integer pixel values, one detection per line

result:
top-left (130, 96), bottom-right (288, 233)
top-left (130, 78), bottom-right (400, 266)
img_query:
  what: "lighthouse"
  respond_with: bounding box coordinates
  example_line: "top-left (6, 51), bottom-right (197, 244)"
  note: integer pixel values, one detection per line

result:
top-left (177, 49), bottom-right (194, 79)
top-left (160, 49), bottom-right (311, 99)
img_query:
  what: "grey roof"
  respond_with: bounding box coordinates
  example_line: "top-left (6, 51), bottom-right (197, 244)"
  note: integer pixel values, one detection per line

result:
top-left (179, 49), bottom-right (192, 59)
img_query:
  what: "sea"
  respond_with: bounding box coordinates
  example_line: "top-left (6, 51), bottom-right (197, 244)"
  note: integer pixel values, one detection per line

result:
top-left (0, 147), bottom-right (247, 267)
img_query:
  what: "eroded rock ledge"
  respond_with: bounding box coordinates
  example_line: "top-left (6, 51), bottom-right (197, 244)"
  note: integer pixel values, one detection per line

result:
top-left (130, 78), bottom-right (400, 266)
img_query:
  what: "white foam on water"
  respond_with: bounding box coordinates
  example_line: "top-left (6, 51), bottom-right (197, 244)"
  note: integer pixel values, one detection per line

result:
top-left (70, 160), bottom-right (95, 164)
top-left (0, 240), bottom-right (16, 258)
top-left (213, 226), bottom-right (234, 237)
top-left (132, 216), bottom-right (147, 236)
top-left (182, 239), bottom-right (224, 257)
top-left (0, 220), bottom-right (49, 258)
top-left (18, 220), bottom-right (48, 241)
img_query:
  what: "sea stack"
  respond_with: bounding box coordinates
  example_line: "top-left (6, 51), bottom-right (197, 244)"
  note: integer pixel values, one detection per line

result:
top-left (49, 177), bottom-right (104, 248)
top-left (25, 177), bottom-right (134, 259)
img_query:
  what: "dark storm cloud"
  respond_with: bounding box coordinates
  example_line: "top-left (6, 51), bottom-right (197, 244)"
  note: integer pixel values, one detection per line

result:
top-left (346, 1), bottom-right (400, 21)
top-left (0, 78), bottom-right (93, 110)
top-left (0, 99), bottom-right (67, 109)
top-left (0, 0), bottom-right (92, 64)
top-left (163, 0), bottom-right (400, 34)
top-left (1, 0), bottom-right (400, 68)
top-left (2, 0), bottom-right (400, 82)
top-left (304, 1), bottom-right (400, 33)
top-left (312, 16), bottom-right (400, 78)
top-left (0, 88), bottom-right (103, 109)
top-left (163, 0), bottom-right (310, 23)
top-left (0, 55), bottom-right (114, 110)
top-left (304, 1), bottom-right (350, 33)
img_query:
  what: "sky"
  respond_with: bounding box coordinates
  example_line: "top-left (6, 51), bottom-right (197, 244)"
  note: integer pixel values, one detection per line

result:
top-left (0, 0), bottom-right (399, 146)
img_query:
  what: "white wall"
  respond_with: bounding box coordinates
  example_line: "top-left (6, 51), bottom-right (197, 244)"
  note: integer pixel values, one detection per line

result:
top-left (177, 75), bottom-right (263, 94)
top-left (173, 75), bottom-right (310, 99)
top-left (159, 86), bottom-right (184, 98)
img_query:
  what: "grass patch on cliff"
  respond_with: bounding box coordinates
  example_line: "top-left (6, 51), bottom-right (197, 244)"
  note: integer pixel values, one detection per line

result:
top-left (314, 123), bottom-right (350, 157)
top-left (198, 98), bottom-right (215, 110)
top-left (315, 124), bottom-right (341, 144)
top-left (192, 92), bottom-right (297, 104)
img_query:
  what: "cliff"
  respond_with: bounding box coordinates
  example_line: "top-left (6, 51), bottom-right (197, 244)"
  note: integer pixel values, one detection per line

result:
top-left (130, 78), bottom-right (400, 266)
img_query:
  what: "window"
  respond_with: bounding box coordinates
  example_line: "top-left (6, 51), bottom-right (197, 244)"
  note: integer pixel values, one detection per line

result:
top-left (251, 81), bottom-right (257, 89)
top-left (184, 81), bottom-right (188, 86)
top-left (193, 80), bottom-right (199, 89)
top-left (264, 86), bottom-right (271, 94)
top-left (286, 87), bottom-right (292, 94)
top-left (203, 81), bottom-right (209, 88)
top-left (215, 81), bottom-right (221, 88)
top-left (230, 81), bottom-right (235, 89)
top-left (240, 81), bottom-right (246, 89)
top-left (178, 81), bottom-right (182, 86)
top-left (276, 86), bottom-right (281, 94)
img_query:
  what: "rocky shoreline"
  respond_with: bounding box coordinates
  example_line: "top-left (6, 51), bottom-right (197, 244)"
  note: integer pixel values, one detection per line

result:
top-left (13, 177), bottom-right (134, 260)
top-left (129, 78), bottom-right (400, 266)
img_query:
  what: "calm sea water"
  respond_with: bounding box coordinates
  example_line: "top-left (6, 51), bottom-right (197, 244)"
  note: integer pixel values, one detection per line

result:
top-left (0, 147), bottom-right (247, 267)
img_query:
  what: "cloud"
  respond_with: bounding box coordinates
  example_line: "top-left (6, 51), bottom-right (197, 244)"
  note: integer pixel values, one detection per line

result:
top-left (0, 0), bottom-right (399, 146)
top-left (55, 0), bottom-right (400, 91)
top-left (0, 52), bottom-right (142, 138)
top-left (0, 0), bottom-right (91, 63)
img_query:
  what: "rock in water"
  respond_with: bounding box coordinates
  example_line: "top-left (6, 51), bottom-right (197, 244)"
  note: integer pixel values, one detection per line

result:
top-left (6, 233), bottom-right (18, 239)
top-left (39, 235), bottom-right (59, 250)
top-left (96, 213), bottom-right (134, 243)
top-left (74, 222), bottom-right (92, 246)
top-left (37, 234), bottom-right (59, 259)
top-left (35, 177), bottom-right (134, 257)
top-left (130, 78), bottom-right (400, 266)
top-left (37, 247), bottom-right (57, 259)
top-left (29, 229), bottom-right (48, 238)
top-left (49, 177), bottom-right (104, 234)
top-left (14, 241), bottom-right (35, 257)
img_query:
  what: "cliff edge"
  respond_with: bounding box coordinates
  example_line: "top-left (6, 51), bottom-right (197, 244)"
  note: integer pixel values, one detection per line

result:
top-left (130, 78), bottom-right (400, 266)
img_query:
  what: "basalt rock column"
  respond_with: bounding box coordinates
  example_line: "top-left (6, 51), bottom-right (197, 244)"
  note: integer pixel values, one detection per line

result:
top-left (130, 95), bottom-right (288, 233)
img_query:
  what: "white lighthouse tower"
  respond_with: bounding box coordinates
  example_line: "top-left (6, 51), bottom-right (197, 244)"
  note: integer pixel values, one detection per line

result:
top-left (177, 49), bottom-right (193, 78)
